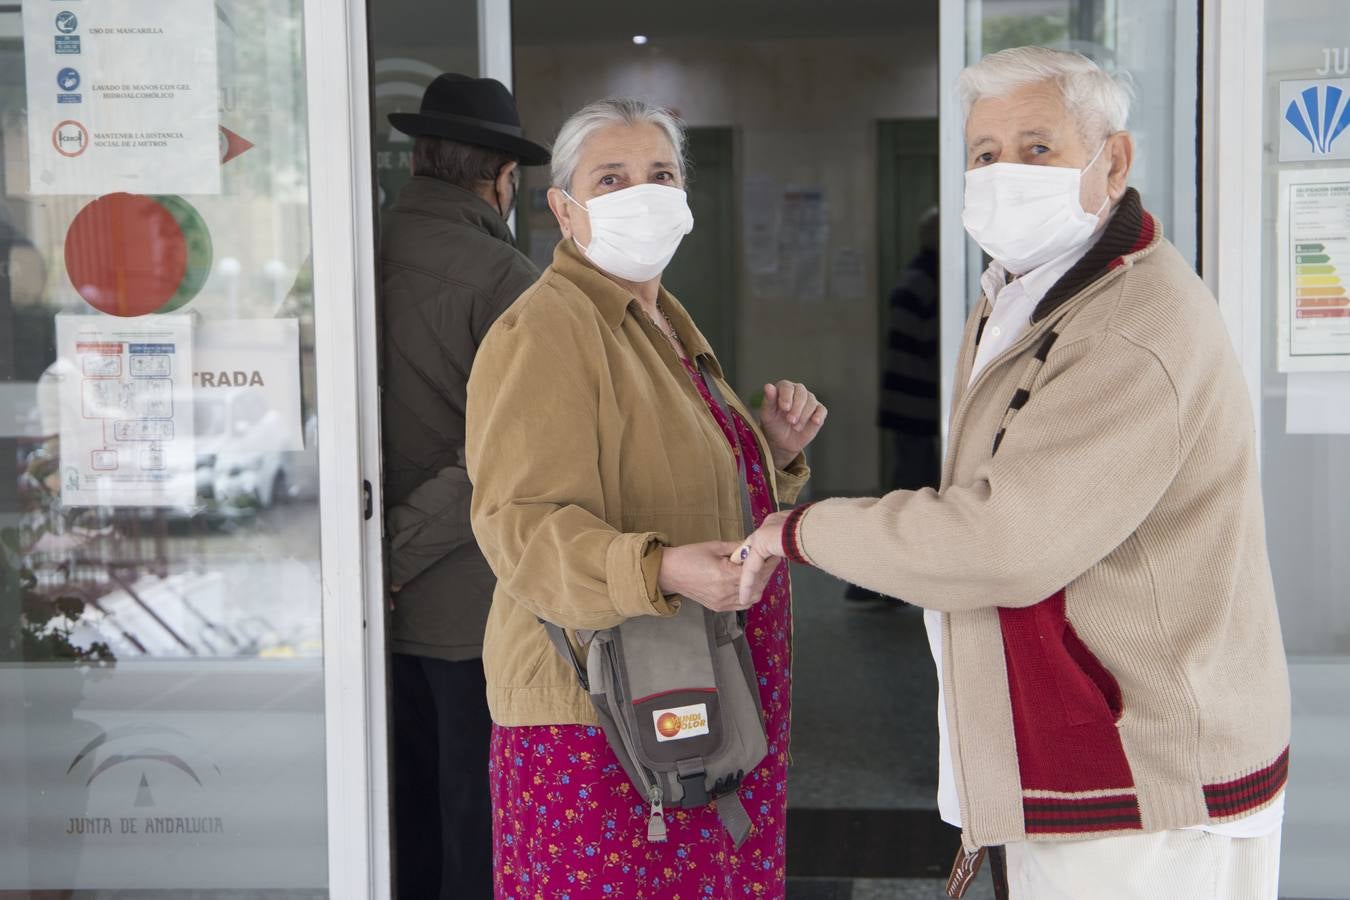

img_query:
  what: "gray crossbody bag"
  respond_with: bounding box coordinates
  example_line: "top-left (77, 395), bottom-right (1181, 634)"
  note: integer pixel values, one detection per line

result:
top-left (542, 360), bottom-right (770, 848)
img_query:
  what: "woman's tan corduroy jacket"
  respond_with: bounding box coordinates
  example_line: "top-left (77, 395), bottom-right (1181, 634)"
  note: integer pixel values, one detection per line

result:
top-left (466, 238), bottom-right (809, 727)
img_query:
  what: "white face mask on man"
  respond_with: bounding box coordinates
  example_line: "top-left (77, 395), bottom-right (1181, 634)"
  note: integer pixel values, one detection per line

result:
top-left (961, 141), bottom-right (1110, 275)
top-left (563, 183), bottom-right (695, 283)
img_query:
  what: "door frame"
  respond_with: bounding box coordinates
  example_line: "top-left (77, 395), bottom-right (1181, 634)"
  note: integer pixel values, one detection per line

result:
top-left (667, 126), bottom-right (740, 384)
top-left (302, 0), bottom-right (388, 894)
top-left (937, 1), bottom-right (970, 453)
top-left (480, 0), bottom-right (516, 234)
top-left (876, 117), bottom-right (940, 488)
top-left (353, 0), bottom-right (1265, 890)
top-left (479, 0), bottom-right (514, 87)
top-left (1200, 0), bottom-right (1265, 444)
top-left (341, 0), bottom-right (1267, 892)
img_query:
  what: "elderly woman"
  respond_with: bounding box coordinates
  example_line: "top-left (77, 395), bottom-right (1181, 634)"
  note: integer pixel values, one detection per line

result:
top-left (466, 98), bottom-right (827, 897)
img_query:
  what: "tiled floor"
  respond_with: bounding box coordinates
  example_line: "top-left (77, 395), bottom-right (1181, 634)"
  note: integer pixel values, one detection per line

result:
top-left (852, 876), bottom-right (998, 900)
top-left (1282, 661), bottom-right (1350, 899)
top-left (788, 565), bottom-right (940, 811)
top-left (786, 564), bottom-right (955, 891)
top-left (787, 875), bottom-right (998, 899)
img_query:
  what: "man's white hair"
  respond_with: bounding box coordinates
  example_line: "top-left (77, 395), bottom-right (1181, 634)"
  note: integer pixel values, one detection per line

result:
top-left (957, 46), bottom-right (1134, 142)
top-left (550, 98), bottom-right (688, 191)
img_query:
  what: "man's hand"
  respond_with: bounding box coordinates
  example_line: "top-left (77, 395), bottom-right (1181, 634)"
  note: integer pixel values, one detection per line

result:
top-left (759, 382), bottom-right (827, 469)
top-left (731, 511), bottom-right (791, 607)
top-left (659, 541), bottom-right (758, 612)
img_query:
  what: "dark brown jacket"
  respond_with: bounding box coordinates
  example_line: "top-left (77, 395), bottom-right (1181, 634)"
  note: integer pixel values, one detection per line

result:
top-left (380, 176), bottom-right (539, 661)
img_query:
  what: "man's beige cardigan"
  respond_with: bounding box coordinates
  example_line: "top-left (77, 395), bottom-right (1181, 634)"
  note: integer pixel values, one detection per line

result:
top-left (783, 192), bottom-right (1290, 849)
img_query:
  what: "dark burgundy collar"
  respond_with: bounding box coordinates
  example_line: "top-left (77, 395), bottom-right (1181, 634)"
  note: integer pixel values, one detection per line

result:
top-left (1032, 188), bottom-right (1157, 323)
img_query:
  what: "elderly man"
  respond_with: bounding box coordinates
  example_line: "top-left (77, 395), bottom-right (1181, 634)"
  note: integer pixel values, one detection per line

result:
top-left (736, 47), bottom-right (1289, 899)
top-left (380, 73), bottom-right (550, 899)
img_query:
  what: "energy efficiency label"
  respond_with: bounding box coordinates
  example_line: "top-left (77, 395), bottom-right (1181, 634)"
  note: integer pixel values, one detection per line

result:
top-left (1277, 169), bottom-right (1350, 371)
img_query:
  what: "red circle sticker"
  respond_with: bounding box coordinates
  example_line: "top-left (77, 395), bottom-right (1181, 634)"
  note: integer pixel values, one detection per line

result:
top-left (52, 120), bottom-right (89, 157)
top-left (656, 713), bottom-right (682, 739)
top-left (65, 193), bottom-right (189, 317)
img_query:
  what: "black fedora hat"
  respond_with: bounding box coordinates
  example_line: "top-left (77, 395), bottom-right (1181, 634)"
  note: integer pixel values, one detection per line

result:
top-left (389, 73), bottom-right (551, 166)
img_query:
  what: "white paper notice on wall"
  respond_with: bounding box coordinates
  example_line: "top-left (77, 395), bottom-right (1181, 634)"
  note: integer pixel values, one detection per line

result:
top-left (1276, 169), bottom-right (1350, 372)
top-left (56, 314), bottom-right (196, 508)
top-left (22, 1), bottom-right (220, 195)
top-left (193, 319), bottom-right (304, 452)
top-left (1286, 372), bottom-right (1350, 434)
top-left (781, 186), bottom-right (828, 304)
top-left (830, 247), bottom-right (866, 302)
top-left (744, 175), bottom-right (782, 276)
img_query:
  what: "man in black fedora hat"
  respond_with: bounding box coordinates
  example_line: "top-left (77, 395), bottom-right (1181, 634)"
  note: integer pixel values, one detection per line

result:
top-left (379, 73), bottom-right (549, 900)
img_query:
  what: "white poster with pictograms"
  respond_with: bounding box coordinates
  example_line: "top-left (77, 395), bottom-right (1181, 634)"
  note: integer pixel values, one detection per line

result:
top-left (55, 314), bottom-right (196, 507)
top-left (21, 1), bottom-right (220, 194)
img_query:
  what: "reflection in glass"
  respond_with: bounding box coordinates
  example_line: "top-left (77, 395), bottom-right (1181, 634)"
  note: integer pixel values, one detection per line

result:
top-left (1261, 1), bottom-right (1350, 894)
top-left (1, 0), bottom-right (329, 892)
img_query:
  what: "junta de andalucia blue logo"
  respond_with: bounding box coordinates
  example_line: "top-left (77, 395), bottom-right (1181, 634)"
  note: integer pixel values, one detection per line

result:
top-left (1285, 83), bottom-right (1350, 155)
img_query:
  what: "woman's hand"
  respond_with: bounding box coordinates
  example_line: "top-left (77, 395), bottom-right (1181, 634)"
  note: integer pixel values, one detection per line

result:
top-left (659, 541), bottom-right (762, 612)
top-left (759, 381), bottom-right (827, 469)
top-left (731, 512), bottom-right (790, 608)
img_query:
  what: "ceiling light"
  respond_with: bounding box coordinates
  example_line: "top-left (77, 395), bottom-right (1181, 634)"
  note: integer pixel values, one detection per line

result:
top-left (632, 35), bottom-right (649, 46)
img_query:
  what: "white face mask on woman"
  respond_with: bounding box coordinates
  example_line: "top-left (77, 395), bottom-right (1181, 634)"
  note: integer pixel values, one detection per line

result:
top-left (961, 141), bottom-right (1109, 275)
top-left (563, 183), bottom-right (695, 283)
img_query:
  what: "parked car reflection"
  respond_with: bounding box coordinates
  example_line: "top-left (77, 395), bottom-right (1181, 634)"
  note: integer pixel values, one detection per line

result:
top-left (193, 391), bottom-right (318, 519)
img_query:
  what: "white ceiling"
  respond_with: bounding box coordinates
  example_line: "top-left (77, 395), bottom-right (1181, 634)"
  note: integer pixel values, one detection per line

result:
top-left (513, 0), bottom-right (938, 45)
top-left (370, 0), bottom-right (939, 50)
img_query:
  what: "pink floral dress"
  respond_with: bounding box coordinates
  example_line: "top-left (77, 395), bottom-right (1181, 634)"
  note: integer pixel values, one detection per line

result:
top-left (488, 357), bottom-right (793, 899)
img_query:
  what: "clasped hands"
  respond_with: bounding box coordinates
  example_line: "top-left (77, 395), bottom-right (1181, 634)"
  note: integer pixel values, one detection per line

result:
top-left (657, 381), bottom-right (823, 613)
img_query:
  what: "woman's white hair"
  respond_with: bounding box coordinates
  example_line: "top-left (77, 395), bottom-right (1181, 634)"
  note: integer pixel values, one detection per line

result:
top-left (550, 98), bottom-right (688, 191)
top-left (957, 46), bottom-right (1134, 143)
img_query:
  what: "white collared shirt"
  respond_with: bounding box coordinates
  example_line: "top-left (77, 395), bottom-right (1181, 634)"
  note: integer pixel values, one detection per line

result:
top-left (967, 249), bottom-right (1088, 384)
top-left (922, 238), bottom-right (1284, 837)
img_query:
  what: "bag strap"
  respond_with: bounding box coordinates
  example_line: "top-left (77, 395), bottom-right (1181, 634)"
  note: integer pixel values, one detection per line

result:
top-left (542, 619), bottom-right (588, 692)
top-left (542, 359), bottom-right (762, 692)
top-left (696, 358), bottom-right (763, 536)
top-left (718, 792), bottom-right (753, 849)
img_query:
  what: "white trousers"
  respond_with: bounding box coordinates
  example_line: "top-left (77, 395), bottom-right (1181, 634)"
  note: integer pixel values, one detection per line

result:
top-left (1004, 828), bottom-right (1282, 900)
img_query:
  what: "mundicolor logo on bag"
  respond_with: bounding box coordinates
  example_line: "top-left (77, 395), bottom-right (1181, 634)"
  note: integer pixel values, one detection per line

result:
top-left (653, 703), bottom-right (710, 742)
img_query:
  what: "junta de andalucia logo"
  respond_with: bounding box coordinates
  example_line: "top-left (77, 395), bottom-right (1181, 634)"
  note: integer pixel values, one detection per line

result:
top-left (1285, 83), bottom-right (1350, 155)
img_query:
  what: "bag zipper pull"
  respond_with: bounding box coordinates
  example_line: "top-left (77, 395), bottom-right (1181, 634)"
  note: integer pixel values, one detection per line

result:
top-left (646, 785), bottom-right (667, 843)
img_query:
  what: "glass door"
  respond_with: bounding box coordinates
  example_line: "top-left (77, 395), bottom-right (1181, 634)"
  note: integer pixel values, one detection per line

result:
top-left (0, 0), bottom-right (381, 893)
top-left (1258, 1), bottom-right (1350, 895)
